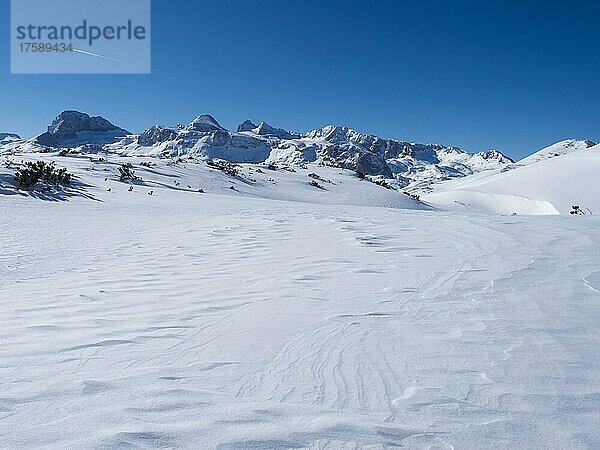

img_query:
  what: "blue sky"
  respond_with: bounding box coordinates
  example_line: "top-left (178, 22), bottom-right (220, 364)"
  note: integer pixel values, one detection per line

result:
top-left (1, 0), bottom-right (598, 160)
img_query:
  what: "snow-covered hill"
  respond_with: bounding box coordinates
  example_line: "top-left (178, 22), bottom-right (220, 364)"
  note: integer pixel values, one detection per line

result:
top-left (422, 141), bottom-right (600, 215)
top-left (0, 150), bottom-right (428, 210)
top-left (517, 139), bottom-right (596, 166)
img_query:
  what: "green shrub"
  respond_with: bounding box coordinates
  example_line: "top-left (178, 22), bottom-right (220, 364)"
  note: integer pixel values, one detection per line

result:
top-left (15, 161), bottom-right (72, 189)
top-left (118, 163), bottom-right (141, 182)
top-left (207, 159), bottom-right (239, 176)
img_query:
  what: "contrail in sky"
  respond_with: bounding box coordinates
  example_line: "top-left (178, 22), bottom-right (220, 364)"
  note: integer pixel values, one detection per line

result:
top-left (72, 48), bottom-right (192, 80)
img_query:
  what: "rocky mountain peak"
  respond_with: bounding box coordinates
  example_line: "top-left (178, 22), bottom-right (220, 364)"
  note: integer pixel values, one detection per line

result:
top-left (36, 111), bottom-right (130, 148)
top-left (237, 120), bottom-right (257, 132)
top-left (0, 132), bottom-right (21, 141)
top-left (47, 111), bottom-right (126, 134)
top-left (188, 115), bottom-right (224, 132)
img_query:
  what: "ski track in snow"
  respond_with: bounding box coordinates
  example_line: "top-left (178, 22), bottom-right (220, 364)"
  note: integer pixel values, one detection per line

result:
top-left (1, 158), bottom-right (600, 448)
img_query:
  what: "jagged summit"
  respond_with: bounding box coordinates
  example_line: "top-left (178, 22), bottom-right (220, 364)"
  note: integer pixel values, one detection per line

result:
top-left (36, 111), bottom-right (129, 148)
top-left (46, 111), bottom-right (126, 134)
top-left (254, 122), bottom-right (298, 139)
top-left (236, 120), bottom-right (299, 139)
top-left (0, 132), bottom-right (21, 142)
top-left (305, 125), bottom-right (352, 142)
top-left (237, 120), bottom-right (257, 132)
top-left (188, 114), bottom-right (224, 132)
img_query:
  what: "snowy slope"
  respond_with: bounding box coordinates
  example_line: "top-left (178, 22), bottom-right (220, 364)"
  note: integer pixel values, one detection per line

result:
top-left (518, 139), bottom-right (596, 166)
top-left (0, 151), bottom-right (427, 210)
top-left (422, 143), bottom-right (600, 215)
top-left (2, 149), bottom-right (600, 448)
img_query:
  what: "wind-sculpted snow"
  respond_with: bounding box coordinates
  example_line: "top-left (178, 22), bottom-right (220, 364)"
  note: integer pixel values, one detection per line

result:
top-left (1, 152), bottom-right (600, 448)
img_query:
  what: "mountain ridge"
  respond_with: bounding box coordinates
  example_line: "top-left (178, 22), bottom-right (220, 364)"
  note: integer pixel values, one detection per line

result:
top-left (4, 110), bottom-right (596, 194)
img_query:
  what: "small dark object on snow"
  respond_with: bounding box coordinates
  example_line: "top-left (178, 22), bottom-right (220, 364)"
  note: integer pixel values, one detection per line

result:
top-left (373, 179), bottom-right (392, 189)
top-left (198, 188), bottom-right (205, 193)
top-left (148, 190), bottom-right (154, 195)
top-left (119, 163), bottom-right (140, 182)
top-left (128, 186), bottom-right (133, 192)
top-left (403, 191), bottom-right (420, 201)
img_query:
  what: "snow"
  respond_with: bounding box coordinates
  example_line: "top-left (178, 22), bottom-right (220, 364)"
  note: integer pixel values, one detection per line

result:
top-left (422, 143), bottom-right (600, 215)
top-left (2, 151), bottom-right (600, 448)
top-left (518, 139), bottom-right (596, 166)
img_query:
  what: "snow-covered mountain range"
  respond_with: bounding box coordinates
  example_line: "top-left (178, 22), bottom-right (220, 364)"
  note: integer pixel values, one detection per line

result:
top-left (110, 114), bottom-right (514, 190)
top-left (2, 111), bottom-right (597, 214)
top-left (1, 111), bottom-right (513, 191)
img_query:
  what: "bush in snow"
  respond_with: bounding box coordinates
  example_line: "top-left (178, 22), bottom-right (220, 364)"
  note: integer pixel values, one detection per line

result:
top-left (570, 205), bottom-right (592, 215)
top-left (308, 173), bottom-right (333, 184)
top-left (403, 191), bottom-right (420, 201)
top-left (207, 159), bottom-right (239, 176)
top-left (118, 163), bottom-right (140, 182)
top-left (15, 161), bottom-right (72, 189)
top-left (373, 178), bottom-right (392, 189)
